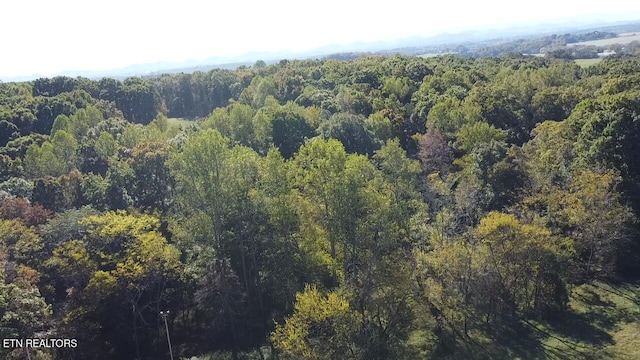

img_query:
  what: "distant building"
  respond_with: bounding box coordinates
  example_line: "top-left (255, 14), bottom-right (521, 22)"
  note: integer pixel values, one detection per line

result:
top-left (597, 50), bottom-right (616, 57)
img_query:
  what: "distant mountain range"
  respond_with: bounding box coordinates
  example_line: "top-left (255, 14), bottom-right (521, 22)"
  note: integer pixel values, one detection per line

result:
top-left (2, 14), bottom-right (640, 82)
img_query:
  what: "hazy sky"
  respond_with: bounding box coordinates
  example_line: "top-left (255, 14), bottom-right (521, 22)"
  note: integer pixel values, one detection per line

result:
top-left (2, 0), bottom-right (640, 78)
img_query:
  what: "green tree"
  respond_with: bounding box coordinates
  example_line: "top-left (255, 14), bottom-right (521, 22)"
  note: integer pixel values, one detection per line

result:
top-left (168, 129), bottom-right (231, 257)
top-left (290, 139), bottom-right (348, 280)
top-left (120, 124), bottom-right (145, 149)
top-left (129, 141), bottom-right (173, 212)
top-left (425, 97), bottom-right (480, 138)
top-left (116, 78), bottom-right (161, 124)
top-left (169, 129), bottom-right (279, 351)
top-left (94, 131), bottom-right (118, 160)
top-left (51, 130), bottom-right (78, 172)
top-left (103, 161), bottom-right (134, 210)
top-left (50, 114), bottom-right (72, 137)
top-left (272, 104), bottom-right (315, 158)
top-left (0, 268), bottom-right (52, 360)
top-left (318, 112), bottom-right (378, 155)
top-left (365, 111), bottom-right (394, 145)
top-left (23, 141), bottom-right (65, 178)
top-left (455, 121), bottom-right (506, 153)
top-left (568, 91), bottom-right (640, 209)
top-left (151, 112), bottom-right (169, 133)
top-left (31, 170), bottom-right (83, 212)
top-left (0, 120), bottom-right (18, 147)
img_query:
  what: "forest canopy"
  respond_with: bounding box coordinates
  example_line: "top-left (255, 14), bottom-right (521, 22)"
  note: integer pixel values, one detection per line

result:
top-left (1, 54), bottom-right (640, 359)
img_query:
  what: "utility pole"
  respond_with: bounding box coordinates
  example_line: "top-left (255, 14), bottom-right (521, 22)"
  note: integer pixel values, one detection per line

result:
top-left (160, 311), bottom-right (174, 360)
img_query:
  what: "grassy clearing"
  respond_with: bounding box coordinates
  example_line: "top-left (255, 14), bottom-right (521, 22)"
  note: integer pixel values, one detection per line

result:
top-left (167, 117), bottom-right (196, 128)
top-left (452, 281), bottom-right (640, 359)
top-left (418, 52), bottom-right (457, 58)
top-left (574, 58), bottom-right (602, 68)
top-left (568, 34), bottom-right (640, 47)
top-left (167, 117), bottom-right (202, 135)
top-left (530, 281), bottom-right (640, 359)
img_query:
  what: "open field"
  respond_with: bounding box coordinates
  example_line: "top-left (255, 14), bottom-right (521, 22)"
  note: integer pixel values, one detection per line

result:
top-left (568, 33), bottom-right (640, 47)
top-left (574, 58), bottom-right (602, 67)
top-left (418, 52), bottom-right (457, 58)
top-left (168, 117), bottom-right (197, 128)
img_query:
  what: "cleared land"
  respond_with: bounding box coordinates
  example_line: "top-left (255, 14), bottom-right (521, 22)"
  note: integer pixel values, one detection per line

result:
top-left (568, 33), bottom-right (640, 47)
top-left (574, 58), bottom-right (602, 67)
top-left (168, 117), bottom-right (196, 128)
top-left (418, 52), bottom-right (457, 58)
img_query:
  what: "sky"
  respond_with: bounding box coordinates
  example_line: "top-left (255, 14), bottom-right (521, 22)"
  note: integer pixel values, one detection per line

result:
top-left (2, 0), bottom-right (640, 79)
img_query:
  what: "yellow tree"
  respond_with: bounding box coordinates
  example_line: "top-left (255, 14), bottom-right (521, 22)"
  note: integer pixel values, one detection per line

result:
top-left (271, 285), bottom-right (358, 359)
top-left (475, 212), bottom-right (573, 318)
top-left (46, 211), bottom-right (182, 359)
top-left (418, 212), bottom-right (572, 336)
top-left (522, 170), bottom-right (633, 280)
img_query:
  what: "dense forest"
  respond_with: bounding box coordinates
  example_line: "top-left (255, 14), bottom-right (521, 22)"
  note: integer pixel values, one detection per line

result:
top-left (1, 53), bottom-right (640, 359)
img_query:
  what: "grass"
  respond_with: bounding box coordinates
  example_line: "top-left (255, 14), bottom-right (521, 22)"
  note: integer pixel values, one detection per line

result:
top-left (449, 281), bottom-right (640, 359)
top-left (574, 58), bottom-right (602, 68)
top-left (167, 117), bottom-right (196, 129)
top-left (525, 281), bottom-right (640, 359)
top-left (181, 347), bottom-right (272, 360)
top-left (610, 322), bottom-right (640, 359)
top-left (185, 281), bottom-right (640, 359)
top-left (417, 52), bottom-right (457, 58)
